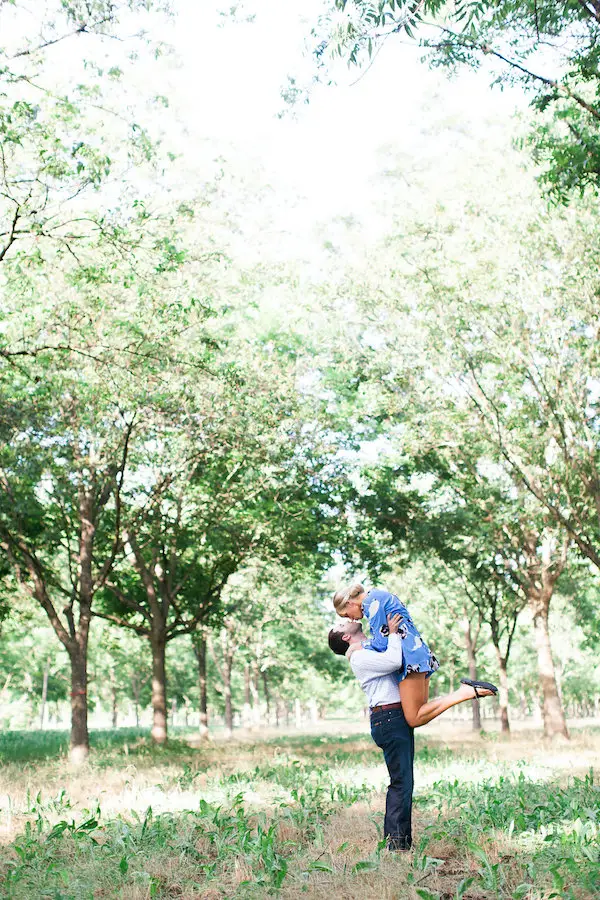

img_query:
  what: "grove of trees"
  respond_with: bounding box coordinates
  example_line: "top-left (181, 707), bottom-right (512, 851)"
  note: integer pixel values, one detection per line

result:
top-left (0, 0), bottom-right (599, 764)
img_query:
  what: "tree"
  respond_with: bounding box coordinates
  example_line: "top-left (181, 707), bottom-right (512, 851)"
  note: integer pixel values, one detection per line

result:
top-left (0, 600), bottom-right (69, 729)
top-left (207, 566), bottom-right (345, 737)
top-left (311, 138), bottom-right (600, 734)
top-left (0, 0), bottom-right (169, 283)
top-left (0, 190), bottom-right (209, 761)
top-left (312, 0), bottom-right (600, 200)
top-left (95, 327), bottom-right (341, 743)
top-left (0, 0), bottom-right (215, 763)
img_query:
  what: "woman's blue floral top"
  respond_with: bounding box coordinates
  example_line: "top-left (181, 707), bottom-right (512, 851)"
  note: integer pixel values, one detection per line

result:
top-left (361, 588), bottom-right (440, 681)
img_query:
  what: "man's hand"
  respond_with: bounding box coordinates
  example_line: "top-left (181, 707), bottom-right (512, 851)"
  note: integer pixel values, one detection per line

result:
top-left (387, 613), bottom-right (402, 634)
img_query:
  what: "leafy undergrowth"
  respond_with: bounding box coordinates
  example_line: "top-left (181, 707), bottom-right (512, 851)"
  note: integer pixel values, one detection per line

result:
top-left (0, 727), bottom-right (597, 898)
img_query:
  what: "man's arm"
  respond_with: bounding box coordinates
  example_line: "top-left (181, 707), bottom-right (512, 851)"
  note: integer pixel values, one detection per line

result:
top-left (353, 634), bottom-right (403, 674)
top-left (351, 615), bottom-right (403, 676)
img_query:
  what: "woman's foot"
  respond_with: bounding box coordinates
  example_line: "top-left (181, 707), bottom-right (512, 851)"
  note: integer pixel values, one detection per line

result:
top-left (459, 677), bottom-right (498, 700)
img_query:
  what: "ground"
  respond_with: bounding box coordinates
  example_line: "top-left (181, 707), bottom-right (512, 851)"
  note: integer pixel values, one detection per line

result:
top-left (0, 717), bottom-right (597, 899)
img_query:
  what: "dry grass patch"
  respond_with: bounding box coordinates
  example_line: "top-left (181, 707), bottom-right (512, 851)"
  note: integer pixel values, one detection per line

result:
top-left (0, 723), bottom-right (598, 899)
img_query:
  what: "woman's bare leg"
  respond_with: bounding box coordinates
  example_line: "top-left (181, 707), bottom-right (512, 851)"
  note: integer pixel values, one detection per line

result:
top-left (399, 674), bottom-right (494, 728)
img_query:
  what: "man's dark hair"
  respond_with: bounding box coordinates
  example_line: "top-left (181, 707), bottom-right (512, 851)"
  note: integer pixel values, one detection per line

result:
top-left (328, 628), bottom-right (350, 656)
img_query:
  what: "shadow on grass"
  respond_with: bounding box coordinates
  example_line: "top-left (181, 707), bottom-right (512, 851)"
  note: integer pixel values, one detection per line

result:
top-left (0, 727), bottom-right (197, 764)
top-left (0, 726), bottom-right (459, 769)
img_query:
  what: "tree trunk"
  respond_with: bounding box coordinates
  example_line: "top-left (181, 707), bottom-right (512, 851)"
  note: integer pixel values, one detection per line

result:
top-left (150, 631), bottom-right (168, 744)
top-left (262, 671), bottom-right (270, 722)
top-left (243, 662), bottom-right (252, 726)
top-left (463, 619), bottom-right (481, 732)
top-left (523, 531), bottom-right (569, 739)
top-left (223, 656), bottom-right (233, 739)
top-left (131, 675), bottom-right (141, 727)
top-left (250, 662), bottom-right (260, 727)
top-left (110, 668), bottom-right (118, 729)
top-left (531, 595), bottom-right (569, 739)
top-left (275, 695), bottom-right (281, 728)
top-left (496, 652), bottom-right (510, 733)
top-left (69, 644), bottom-right (89, 764)
top-left (39, 663), bottom-right (49, 730)
top-left (193, 633), bottom-right (209, 740)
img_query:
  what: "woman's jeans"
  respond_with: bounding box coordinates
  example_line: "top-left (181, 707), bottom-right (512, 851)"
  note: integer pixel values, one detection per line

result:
top-left (370, 705), bottom-right (415, 850)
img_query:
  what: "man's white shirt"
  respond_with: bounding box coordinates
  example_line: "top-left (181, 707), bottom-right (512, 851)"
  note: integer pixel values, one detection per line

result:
top-left (347, 633), bottom-right (403, 708)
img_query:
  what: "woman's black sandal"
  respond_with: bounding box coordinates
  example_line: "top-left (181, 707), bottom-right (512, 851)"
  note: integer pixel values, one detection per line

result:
top-left (460, 678), bottom-right (499, 699)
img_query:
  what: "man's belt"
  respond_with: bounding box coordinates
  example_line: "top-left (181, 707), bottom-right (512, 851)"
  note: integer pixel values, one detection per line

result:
top-left (370, 701), bottom-right (403, 714)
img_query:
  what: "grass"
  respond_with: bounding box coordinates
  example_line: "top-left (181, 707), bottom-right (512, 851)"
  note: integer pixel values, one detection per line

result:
top-left (0, 723), bottom-right (597, 898)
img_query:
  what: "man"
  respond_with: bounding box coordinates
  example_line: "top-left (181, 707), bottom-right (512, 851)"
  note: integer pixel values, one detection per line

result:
top-left (328, 613), bottom-right (414, 851)
top-left (328, 611), bottom-right (497, 851)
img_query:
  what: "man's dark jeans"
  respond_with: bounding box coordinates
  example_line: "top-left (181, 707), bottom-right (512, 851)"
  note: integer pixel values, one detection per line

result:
top-left (370, 705), bottom-right (415, 850)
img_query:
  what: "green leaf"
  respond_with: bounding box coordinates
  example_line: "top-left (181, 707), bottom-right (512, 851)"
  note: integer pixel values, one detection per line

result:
top-left (353, 860), bottom-right (379, 873)
top-left (416, 889), bottom-right (441, 900)
top-left (456, 877), bottom-right (475, 899)
top-left (512, 885), bottom-right (533, 900)
top-left (309, 861), bottom-right (334, 872)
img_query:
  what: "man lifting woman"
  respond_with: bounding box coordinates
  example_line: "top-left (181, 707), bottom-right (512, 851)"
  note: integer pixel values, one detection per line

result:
top-left (328, 583), bottom-right (497, 851)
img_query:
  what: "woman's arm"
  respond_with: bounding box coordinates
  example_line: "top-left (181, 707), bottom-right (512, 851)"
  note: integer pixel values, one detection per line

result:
top-left (351, 615), bottom-right (403, 675)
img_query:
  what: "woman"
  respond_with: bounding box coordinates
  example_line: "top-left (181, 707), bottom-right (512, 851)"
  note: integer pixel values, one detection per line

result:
top-left (333, 582), bottom-right (497, 727)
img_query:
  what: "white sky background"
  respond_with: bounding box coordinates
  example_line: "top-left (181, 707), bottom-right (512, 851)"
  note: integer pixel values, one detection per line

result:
top-left (120, 0), bottom-right (527, 269)
top-left (4, 0), bottom-right (529, 267)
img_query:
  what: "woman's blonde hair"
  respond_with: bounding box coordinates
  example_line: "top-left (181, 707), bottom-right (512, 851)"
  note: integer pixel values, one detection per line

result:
top-left (333, 582), bottom-right (366, 615)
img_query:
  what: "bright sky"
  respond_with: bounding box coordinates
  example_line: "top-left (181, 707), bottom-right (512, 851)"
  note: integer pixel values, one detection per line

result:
top-left (5, 0), bottom-right (528, 266)
top-left (143, 0), bottom-right (527, 265)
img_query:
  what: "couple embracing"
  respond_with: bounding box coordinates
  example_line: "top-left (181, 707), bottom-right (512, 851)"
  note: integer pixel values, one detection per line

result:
top-left (328, 583), bottom-right (497, 852)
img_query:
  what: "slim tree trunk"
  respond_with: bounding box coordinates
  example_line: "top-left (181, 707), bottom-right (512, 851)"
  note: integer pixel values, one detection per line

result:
top-left (275, 694), bottom-right (281, 728)
top-left (39, 663), bottom-right (49, 730)
top-left (250, 662), bottom-right (260, 727)
top-left (223, 656), bottom-right (233, 739)
top-left (208, 626), bottom-right (235, 739)
top-left (243, 662), bottom-right (252, 726)
top-left (262, 671), bottom-right (270, 722)
top-left (150, 631), bottom-right (168, 744)
top-left (496, 651), bottom-right (510, 733)
top-left (193, 632), bottom-right (209, 740)
top-left (131, 675), bottom-right (141, 727)
top-left (463, 618), bottom-right (481, 732)
top-left (110, 668), bottom-right (118, 729)
top-left (531, 593), bottom-right (569, 739)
